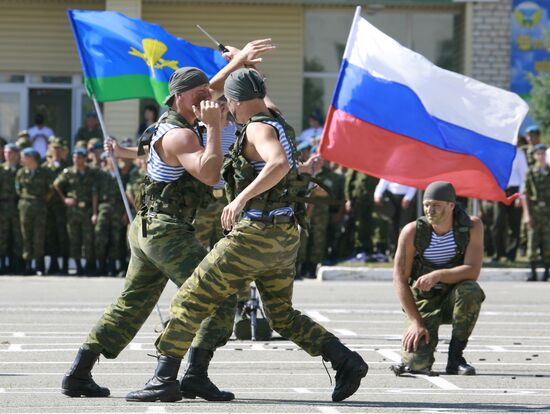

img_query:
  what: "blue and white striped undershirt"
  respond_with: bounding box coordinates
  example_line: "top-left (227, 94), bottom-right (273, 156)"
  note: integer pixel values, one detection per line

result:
top-left (147, 123), bottom-right (185, 183)
top-left (214, 123), bottom-right (237, 189)
top-left (423, 230), bottom-right (457, 265)
top-left (244, 119), bottom-right (295, 219)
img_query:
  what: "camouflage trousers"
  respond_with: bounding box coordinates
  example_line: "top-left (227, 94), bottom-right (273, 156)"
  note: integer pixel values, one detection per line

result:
top-left (351, 198), bottom-right (375, 253)
top-left (18, 200), bottom-right (47, 261)
top-left (527, 207), bottom-right (550, 262)
top-left (193, 194), bottom-right (225, 250)
top-left (45, 202), bottom-right (68, 258)
top-left (298, 204), bottom-right (330, 265)
top-left (94, 205), bottom-right (123, 260)
top-left (155, 218), bottom-right (337, 359)
top-left (66, 207), bottom-right (94, 260)
top-left (83, 213), bottom-right (236, 358)
top-left (401, 280), bottom-right (485, 371)
top-left (0, 203), bottom-right (22, 257)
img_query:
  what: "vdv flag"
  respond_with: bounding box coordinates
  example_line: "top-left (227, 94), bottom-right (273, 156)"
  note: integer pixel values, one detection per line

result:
top-left (68, 10), bottom-right (227, 104)
top-left (320, 8), bottom-right (529, 204)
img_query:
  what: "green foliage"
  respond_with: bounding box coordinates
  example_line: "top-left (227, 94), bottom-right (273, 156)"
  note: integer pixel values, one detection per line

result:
top-left (528, 73), bottom-right (550, 144)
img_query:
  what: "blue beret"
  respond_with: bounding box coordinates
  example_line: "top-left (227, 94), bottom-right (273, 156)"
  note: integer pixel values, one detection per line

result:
top-left (531, 143), bottom-right (547, 153)
top-left (22, 147), bottom-right (40, 158)
top-left (73, 147), bottom-right (88, 156)
top-left (525, 125), bottom-right (540, 134)
top-left (5, 143), bottom-right (20, 151)
top-left (297, 141), bottom-right (311, 152)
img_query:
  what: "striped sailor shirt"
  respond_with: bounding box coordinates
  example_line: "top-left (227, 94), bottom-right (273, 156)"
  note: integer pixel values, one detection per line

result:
top-left (422, 230), bottom-right (457, 266)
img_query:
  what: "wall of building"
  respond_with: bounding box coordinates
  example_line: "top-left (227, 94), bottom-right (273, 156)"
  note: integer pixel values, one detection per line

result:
top-left (470, 0), bottom-right (512, 89)
top-left (143, 1), bottom-right (304, 130)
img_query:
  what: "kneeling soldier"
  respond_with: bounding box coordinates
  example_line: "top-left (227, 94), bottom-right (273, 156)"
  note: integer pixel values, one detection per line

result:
top-left (391, 181), bottom-right (485, 376)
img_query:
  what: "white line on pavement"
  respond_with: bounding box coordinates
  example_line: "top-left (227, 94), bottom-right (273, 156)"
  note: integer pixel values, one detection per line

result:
top-left (305, 311), bottom-right (330, 322)
top-left (317, 407), bottom-right (341, 414)
top-left (12, 332), bottom-right (25, 337)
top-left (145, 407), bottom-right (166, 414)
top-left (293, 388), bottom-right (313, 393)
top-left (129, 343), bottom-right (142, 351)
top-left (333, 329), bottom-right (358, 336)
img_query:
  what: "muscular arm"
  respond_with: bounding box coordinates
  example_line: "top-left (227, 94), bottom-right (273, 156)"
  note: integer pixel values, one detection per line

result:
top-left (394, 222), bottom-right (431, 352)
top-left (220, 122), bottom-right (290, 229)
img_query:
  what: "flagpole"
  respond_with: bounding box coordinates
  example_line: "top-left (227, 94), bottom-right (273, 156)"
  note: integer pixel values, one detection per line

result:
top-left (342, 6), bottom-right (362, 61)
top-left (91, 97), bottom-right (167, 327)
top-left (91, 97), bottom-right (134, 222)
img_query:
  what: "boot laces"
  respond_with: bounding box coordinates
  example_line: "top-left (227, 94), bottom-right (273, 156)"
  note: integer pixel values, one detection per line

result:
top-left (322, 359), bottom-right (333, 387)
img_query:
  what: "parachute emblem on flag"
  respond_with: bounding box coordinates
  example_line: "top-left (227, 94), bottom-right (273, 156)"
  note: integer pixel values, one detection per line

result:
top-left (129, 38), bottom-right (179, 71)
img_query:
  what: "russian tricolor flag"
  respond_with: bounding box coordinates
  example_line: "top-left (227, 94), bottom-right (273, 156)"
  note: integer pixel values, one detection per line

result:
top-left (320, 8), bottom-right (529, 204)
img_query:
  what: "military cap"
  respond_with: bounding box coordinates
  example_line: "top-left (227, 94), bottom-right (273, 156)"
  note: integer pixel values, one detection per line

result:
top-left (17, 130), bottom-right (30, 139)
top-left (87, 138), bottom-right (103, 150)
top-left (531, 143), bottom-right (548, 153)
top-left (73, 147), bottom-right (88, 157)
top-left (21, 147), bottom-right (40, 160)
top-left (49, 136), bottom-right (64, 148)
top-left (164, 67), bottom-right (209, 106)
top-left (74, 140), bottom-right (88, 149)
top-left (525, 125), bottom-right (541, 134)
top-left (15, 138), bottom-right (30, 150)
top-left (424, 181), bottom-right (456, 203)
top-left (5, 143), bottom-right (20, 151)
top-left (86, 111), bottom-right (98, 118)
top-left (297, 141), bottom-right (311, 152)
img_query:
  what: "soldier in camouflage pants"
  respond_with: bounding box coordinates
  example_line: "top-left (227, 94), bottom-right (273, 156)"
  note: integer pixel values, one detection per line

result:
top-left (0, 144), bottom-right (23, 274)
top-left (522, 143), bottom-right (550, 281)
top-left (15, 148), bottom-right (51, 275)
top-left (128, 66), bottom-right (368, 404)
top-left (391, 181), bottom-right (485, 376)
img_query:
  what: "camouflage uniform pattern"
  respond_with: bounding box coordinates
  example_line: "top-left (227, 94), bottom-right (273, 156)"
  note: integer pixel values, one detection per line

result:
top-left (83, 213), bottom-right (236, 358)
top-left (193, 190), bottom-right (226, 249)
top-left (155, 218), bottom-right (337, 358)
top-left (401, 281), bottom-right (486, 371)
top-left (344, 170), bottom-right (380, 253)
top-left (42, 160), bottom-right (70, 260)
top-left (0, 165), bottom-right (22, 258)
top-left (53, 167), bottom-right (97, 261)
top-left (94, 169), bottom-right (125, 261)
top-left (524, 165), bottom-right (550, 262)
top-left (15, 167), bottom-right (51, 260)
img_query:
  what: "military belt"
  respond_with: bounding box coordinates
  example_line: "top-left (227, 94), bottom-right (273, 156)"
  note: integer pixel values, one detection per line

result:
top-left (245, 214), bottom-right (294, 224)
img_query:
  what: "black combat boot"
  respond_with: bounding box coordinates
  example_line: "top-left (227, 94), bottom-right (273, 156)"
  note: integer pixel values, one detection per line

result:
top-left (527, 262), bottom-right (538, 282)
top-left (321, 339), bottom-right (368, 402)
top-left (36, 258), bottom-right (45, 276)
top-left (446, 337), bottom-right (476, 375)
top-left (0, 256), bottom-right (7, 275)
top-left (61, 347), bottom-right (110, 397)
top-left (75, 259), bottom-right (84, 276)
top-left (107, 259), bottom-right (117, 277)
top-left (180, 347), bottom-right (235, 401)
top-left (543, 264), bottom-right (549, 282)
top-left (22, 260), bottom-right (34, 276)
top-left (61, 257), bottom-right (69, 275)
top-left (126, 355), bottom-right (182, 402)
top-left (97, 259), bottom-right (107, 276)
top-left (84, 260), bottom-right (97, 277)
top-left (47, 257), bottom-right (60, 275)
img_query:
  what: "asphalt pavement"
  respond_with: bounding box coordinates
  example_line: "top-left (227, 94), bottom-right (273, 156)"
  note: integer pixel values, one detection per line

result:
top-left (1, 276), bottom-right (549, 414)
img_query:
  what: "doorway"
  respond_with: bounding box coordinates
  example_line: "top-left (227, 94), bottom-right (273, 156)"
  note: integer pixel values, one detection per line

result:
top-left (28, 88), bottom-right (72, 142)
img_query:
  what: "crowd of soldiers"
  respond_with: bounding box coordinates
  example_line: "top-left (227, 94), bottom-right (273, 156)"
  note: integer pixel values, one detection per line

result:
top-left (0, 131), bottom-right (146, 276)
top-left (295, 121), bottom-right (550, 281)
top-left (1, 115), bottom-right (549, 280)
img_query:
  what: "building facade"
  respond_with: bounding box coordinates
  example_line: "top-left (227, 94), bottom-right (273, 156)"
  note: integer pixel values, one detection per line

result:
top-left (0, 0), bottom-right (513, 145)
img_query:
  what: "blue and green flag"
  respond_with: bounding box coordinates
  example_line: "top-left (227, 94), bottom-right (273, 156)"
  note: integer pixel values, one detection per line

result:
top-left (68, 10), bottom-right (227, 104)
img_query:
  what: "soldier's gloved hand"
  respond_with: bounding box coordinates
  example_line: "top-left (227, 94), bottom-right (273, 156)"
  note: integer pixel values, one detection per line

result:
top-left (403, 321), bottom-right (430, 352)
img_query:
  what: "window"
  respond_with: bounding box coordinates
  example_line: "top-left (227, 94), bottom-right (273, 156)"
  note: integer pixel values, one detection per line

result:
top-left (303, 7), bottom-right (464, 130)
